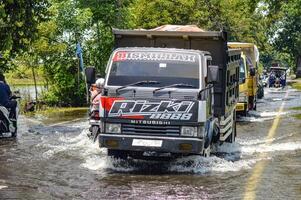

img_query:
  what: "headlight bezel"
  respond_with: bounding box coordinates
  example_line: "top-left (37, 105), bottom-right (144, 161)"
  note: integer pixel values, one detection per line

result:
top-left (105, 123), bottom-right (121, 133)
top-left (181, 126), bottom-right (198, 137)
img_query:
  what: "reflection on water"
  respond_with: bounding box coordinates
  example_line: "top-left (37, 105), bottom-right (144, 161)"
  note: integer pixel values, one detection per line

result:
top-left (0, 87), bottom-right (300, 199)
top-left (11, 85), bottom-right (44, 100)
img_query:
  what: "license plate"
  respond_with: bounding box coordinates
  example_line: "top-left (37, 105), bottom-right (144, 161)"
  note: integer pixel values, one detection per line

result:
top-left (236, 105), bottom-right (244, 110)
top-left (132, 139), bottom-right (162, 147)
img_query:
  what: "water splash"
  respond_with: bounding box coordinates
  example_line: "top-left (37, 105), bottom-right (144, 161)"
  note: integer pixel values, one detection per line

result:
top-left (168, 155), bottom-right (264, 174)
top-left (36, 121), bottom-right (301, 175)
top-left (237, 110), bottom-right (288, 122)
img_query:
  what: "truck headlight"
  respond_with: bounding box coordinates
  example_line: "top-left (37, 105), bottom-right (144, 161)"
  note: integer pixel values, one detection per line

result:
top-left (181, 126), bottom-right (198, 137)
top-left (238, 94), bottom-right (248, 102)
top-left (105, 123), bottom-right (121, 133)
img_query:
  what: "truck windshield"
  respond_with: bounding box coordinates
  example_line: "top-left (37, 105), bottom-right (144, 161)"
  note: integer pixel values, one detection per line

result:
top-left (107, 51), bottom-right (200, 88)
top-left (239, 59), bottom-right (246, 83)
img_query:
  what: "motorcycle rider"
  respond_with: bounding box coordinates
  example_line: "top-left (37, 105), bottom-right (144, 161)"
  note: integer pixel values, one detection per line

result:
top-left (0, 74), bottom-right (17, 120)
top-left (90, 76), bottom-right (104, 103)
top-left (88, 77), bottom-right (104, 140)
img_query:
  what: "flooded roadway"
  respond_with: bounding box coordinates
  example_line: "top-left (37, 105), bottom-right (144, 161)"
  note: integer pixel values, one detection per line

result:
top-left (0, 87), bottom-right (301, 199)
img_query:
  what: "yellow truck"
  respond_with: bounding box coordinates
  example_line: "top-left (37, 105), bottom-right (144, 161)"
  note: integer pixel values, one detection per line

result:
top-left (228, 42), bottom-right (259, 115)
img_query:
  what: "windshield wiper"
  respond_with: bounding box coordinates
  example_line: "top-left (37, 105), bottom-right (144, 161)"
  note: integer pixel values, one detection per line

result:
top-left (153, 83), bottom-right (196, 93)
top-left (116, 80), bottom-right (160, 94)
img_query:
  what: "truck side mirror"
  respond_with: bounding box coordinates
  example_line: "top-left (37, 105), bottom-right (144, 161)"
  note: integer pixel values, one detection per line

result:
top-left (208, 65), bottom-right (219, 84)
top-left (85, 67), bottom-right (96, 84)
top-left (250, 68), bottom-right (256, 76)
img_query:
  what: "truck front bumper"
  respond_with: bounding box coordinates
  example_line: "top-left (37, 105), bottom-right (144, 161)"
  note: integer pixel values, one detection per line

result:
top-left (236, 102), bottom-right (247, 112)
top-left (99, 134), bottom-right (204, 154)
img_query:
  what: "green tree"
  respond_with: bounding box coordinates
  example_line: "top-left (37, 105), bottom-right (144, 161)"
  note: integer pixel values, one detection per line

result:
top-left (271, 0), bottom-right (301, 76)
top-left (0, 0), bottom-right (48, 73)
top-left (129, 0), bottom-right (264, 42)
top-left (77, 0), bottom-right (133, 74)
top-left (34, 0), bottom-right (93, 106)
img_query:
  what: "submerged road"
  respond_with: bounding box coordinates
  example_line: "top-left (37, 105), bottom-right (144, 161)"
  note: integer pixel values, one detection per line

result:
top-left (0, 87), bottom-right (301, 199)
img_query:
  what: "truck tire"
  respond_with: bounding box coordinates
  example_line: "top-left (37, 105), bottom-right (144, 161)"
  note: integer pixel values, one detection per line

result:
top-left (108, 149), bottom-right (128, 160)
top-left (202, 145), bottom-right (211, 157)
top-left (249, 96), bottom-right (256, 110)
top-left (11, 131), bottom-right (17, 138)
top-left (253, 96), bottom-right (257, 111)
top-left (241, 109), bottom-right (248, 117)
top-left (11, 121), bottom-right (17, 138)
top-left (92, 126), bottom-right (99, 142)
top-left (204, 120), bottom-right (214, 149)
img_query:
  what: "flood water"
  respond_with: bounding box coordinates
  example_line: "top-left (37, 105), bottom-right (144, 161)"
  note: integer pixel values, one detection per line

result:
top-left (0, 87), bottom-right (301, 199)
top-left (11, 85), bottom-right (44, 101)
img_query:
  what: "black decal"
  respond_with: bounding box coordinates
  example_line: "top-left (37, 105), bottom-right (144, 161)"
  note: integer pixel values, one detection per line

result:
top-left (157, 101), bottom-right (179, 112)
top-left (141, 103), bottom-right (159, 113)
top-left (178, 101), bottom-right (194, 112)
top-left (131, 101), bottom-right (145, 112)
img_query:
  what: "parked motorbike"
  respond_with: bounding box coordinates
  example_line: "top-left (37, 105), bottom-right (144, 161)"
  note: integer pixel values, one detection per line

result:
top-left (0, 95), bottom-right (20, 138)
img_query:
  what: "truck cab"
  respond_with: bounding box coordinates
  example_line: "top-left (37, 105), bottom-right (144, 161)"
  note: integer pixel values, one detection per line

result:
top-left (99, 48), bottom-right (216, 158)
top-left (228, 42), bottom-right (259, 115)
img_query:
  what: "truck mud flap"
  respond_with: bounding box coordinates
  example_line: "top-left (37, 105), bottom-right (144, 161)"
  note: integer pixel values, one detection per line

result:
top-left (219, 110), bottom-right (234, 141)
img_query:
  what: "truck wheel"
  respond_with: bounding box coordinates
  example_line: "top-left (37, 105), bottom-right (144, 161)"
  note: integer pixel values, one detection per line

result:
top-left (204, 120), bottom-right (214, 149)
top-left (241, 109), bottom-right (247, 117)
top-left (108, 149), bottom-right (128, 160)
top-left (11, 121), bottom-right (17, 138)
top-left (253, 96), bottom-right (257, 111)
top-left (202, 144), bottom-right (211, 157)
top-left (11, 131), bottom-right (17, 138)
top-left (92, 126), bottom-right (99, 142)
top-left (202, 145), bottom-right (211, 158)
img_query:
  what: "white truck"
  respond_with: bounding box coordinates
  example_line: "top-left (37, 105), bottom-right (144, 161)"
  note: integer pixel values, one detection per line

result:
top-left (87, 26), bottom-right (240, 159)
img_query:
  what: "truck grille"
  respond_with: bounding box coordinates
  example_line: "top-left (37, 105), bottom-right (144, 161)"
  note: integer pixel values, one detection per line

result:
top-left (122, 124), bottom-right (180, 135)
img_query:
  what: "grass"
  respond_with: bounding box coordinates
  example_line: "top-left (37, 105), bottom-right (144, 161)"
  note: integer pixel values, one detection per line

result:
top-left (6, 78), bottom-right (44, 86)
top-left (290, 105), bottom-right (301, 120)
top-left (293, 114), bottom-right (301, 120)
top-left (29, 107), bottom-right (88, 117)
top-left (292, 82), bottom-right (301, 91)
top-left (23, 107), bottom-right (89, 125)
top-left (290, 106), bottom-right (301, 110)
top-left (291, 78), bottom-right (301, 91)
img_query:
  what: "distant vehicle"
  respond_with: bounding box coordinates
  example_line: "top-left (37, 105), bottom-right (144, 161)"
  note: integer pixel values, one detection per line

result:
top-left (0, 95), bottom-right (20, 138)
top-left (257, 79), bottom-right (264, 99)
top-left (268, 67), bottom-right (287, 88)
top-left (261, 74), bottom-right (269, 87)
top-left (87, 26), bottom-right (240, 159)
top-left (228, 42), bottom-right (260, 115)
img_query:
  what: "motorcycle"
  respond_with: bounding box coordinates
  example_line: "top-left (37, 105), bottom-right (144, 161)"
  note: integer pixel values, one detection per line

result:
top-left (274, 77), bottom-right (281, 88)
top-left (0, 95), bottom-right (20, 138)
top-left (88, 88), bottom-right (102, 142)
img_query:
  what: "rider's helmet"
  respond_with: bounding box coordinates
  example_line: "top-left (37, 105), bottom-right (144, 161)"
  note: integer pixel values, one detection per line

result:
top-left (95, 78), bottom-right (105, 88)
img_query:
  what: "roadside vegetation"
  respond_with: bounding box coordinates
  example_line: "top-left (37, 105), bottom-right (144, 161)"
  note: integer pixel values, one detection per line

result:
top-left (1, 0), bottom-right (301, 108)
top-left (290, 107), bottom-right (301, 111)
top-left (5, 66), bottom-right (44, 86)
top-left (293, 114), bottom-right (301, 120)
top-left (25, 107), bottom-right (88, 118)
top-left (291, 79), bottom-right (301, 91)
top-left (290, 106), bottom-right (301, 120)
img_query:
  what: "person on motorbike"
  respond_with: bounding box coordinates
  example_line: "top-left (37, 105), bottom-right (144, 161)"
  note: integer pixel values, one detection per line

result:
top-left (0, 74), bottom-right (17, 120)
top-left (90, 76), bottom-right (104, 103)
top-left (88, 77), bottom-right (105, 140)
